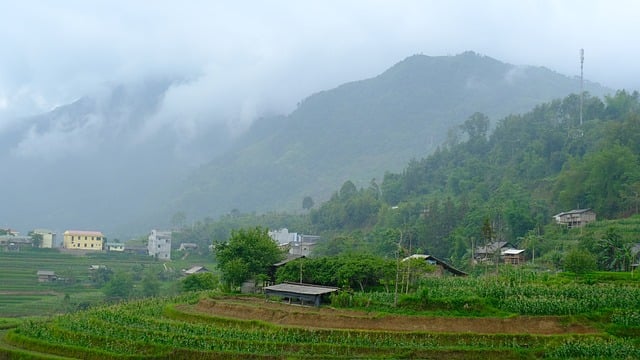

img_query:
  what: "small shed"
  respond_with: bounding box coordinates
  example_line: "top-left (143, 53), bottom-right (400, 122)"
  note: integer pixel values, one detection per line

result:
top-left (37, 270), bottom-right (57, 282)
top-left (264, 282), bottom-right (339, 307)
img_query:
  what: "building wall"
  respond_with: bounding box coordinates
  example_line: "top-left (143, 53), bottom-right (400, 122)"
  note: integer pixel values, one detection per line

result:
top-left (33, 229), bottom-right (55, 248)
top-left (148, 230), bottom-right (171, 260)
top-left (63, 230), bottom-right (104, 250)
top-left (269, 228), bottom-right (299, 245)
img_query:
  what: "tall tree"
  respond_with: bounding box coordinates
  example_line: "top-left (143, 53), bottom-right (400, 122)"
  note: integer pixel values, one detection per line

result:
top-left (214, 227), bottom-right (284, 288)
top-left (302, 196), bottom-right (314, 211)
top-left (103, 271), bottom-right (134, 301)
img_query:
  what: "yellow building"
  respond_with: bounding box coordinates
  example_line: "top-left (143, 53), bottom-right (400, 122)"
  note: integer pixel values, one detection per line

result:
top-left (63, 230), bottom-right (104, 251)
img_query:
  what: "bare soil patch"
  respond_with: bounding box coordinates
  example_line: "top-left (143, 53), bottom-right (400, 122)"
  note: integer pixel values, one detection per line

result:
top-left (181, 296), bottom-right (598, 335)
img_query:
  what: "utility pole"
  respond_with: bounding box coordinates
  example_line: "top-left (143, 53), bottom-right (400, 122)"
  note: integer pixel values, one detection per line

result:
top-left (393, 230), bottom-right (403, 307)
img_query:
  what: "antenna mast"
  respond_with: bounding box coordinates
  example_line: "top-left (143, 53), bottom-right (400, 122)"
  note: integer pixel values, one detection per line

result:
top-left (579, 48), bottom-right (584, 126)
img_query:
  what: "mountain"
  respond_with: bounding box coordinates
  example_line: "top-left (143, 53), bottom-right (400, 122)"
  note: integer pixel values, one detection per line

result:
top-left (0, 52), bottom-right (613, 237)
top-left (171, 52), bottom-right (611, 222)
top-left (0, 78), bottom-right (233, 237)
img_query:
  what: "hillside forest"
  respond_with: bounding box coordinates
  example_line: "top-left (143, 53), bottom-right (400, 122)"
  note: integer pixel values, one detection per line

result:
top-left (174, 90), bottom-right (640, 274)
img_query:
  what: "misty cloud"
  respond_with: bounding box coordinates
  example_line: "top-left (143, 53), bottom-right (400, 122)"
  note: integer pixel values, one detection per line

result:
top-left (11, 114), bottom-right (103, 161)
top-left (1, 0), bottom-right (640, 159)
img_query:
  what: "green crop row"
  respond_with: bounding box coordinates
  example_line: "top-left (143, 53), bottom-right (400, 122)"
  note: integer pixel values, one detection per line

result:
top-left (10, 294), bottom-right (636, 359)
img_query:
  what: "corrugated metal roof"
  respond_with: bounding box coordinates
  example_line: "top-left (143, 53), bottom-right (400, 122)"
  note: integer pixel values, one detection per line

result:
top-left (502, 249), bottom-right (525, 255)
top-left (264, 283), bottom-right (339, 296)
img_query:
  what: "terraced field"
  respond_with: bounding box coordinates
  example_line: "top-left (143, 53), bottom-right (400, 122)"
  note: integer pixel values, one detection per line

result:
top-left (0, 250), bottom-right (165, 317)
top-left (2, 293), bottom-right (639, 359)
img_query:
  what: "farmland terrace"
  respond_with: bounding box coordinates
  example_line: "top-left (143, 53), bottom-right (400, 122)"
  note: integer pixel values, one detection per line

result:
top-left (2, 293), bottom-right (640, 359)
top-left (181, 296), bottom-right (597, 335)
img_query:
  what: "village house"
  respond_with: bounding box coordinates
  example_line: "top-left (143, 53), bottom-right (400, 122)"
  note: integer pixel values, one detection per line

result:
top-left (502, 249), bottom-right (526, 265)
top-left (474, 241), bottom-right (516, 262)
top-left (31, 229), bottom-right (56, 248)
top-left (402, 254), bottom-right (468, 276)
top-left (63, 230), bottom-right (105, 251)
top-left (288, 241), bottom-right (317, 257)
top-left (37, 270), bottom-right (57, 282)
top-left (553, 208), bottom-right (596, 228)
top-left (269, 229), bottom-right (320, 257)
top-left (105, 242), bottom-right (125, 252)
top-left (148, 229), bottom-right (171, 260)
top-left (474, 241), bottom-right (526, 264)
top-left (269, 228), bottom-right (299, 246)
top-left (0, 235), bottom-right (33, 251)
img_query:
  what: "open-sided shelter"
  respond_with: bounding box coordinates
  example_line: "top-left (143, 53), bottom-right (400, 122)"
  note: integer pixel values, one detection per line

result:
top-left (264, 282), bottom-right (339, 306)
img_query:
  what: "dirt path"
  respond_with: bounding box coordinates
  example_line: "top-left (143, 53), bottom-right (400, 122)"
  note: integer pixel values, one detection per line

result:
top-left (180, 297), bottom-right (598, 335)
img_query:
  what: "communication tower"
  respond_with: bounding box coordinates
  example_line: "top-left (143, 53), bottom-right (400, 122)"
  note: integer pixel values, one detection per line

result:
top-left (579, 49), bottom-right (584, 126)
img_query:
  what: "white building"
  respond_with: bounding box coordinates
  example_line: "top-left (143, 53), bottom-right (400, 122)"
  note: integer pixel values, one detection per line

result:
top-left (268, 228), bottom-right (299, 246)
top-left (148, 230), bottom-right (171, 260)
top-left (32, 229), bottom-right (56, 248)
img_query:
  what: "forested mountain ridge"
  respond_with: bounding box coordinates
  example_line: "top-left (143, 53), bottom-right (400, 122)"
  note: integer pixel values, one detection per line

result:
top-left (307, 90), bottom-right (640, 264)
top-left (171, 52), bottom-right (609, 224)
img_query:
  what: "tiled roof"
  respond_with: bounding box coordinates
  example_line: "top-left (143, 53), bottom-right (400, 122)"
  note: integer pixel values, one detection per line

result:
top-left (64, 230), bottom-right (103, 236)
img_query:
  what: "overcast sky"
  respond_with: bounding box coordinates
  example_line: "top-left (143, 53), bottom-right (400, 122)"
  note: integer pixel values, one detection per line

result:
top-left (1, 0), bottom-right (639, 129)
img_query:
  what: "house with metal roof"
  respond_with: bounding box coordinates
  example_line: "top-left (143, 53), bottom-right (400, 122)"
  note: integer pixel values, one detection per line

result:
top-left (553, 208), bottom-right (596, 228)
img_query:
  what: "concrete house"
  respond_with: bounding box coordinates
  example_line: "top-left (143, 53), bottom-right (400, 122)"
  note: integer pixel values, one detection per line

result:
top-left (148, 230), bottom-right (171, 260)
top-left (32, 229), bottom-right (56, 248)
top-left (63, 230), bottom-right (104, 251)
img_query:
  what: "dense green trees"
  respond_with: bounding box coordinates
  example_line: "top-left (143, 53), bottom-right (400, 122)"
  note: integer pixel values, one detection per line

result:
top-left (563, 249), bottom-right (597, 274)
top-left (166, 90), bottom-right (640, 273)
top-left (214, 227), bottom-right (284, 288)
top-left (103, 271), bottom-right (134, 301)
top-left (182, 273), bottom-right (219, 292)
top-left (275, 254), bottom-right (395, 291)
top-left (310, 180), bottom-right (382, 231)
